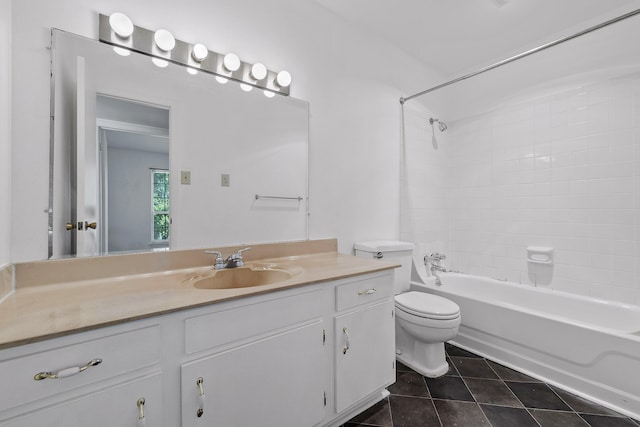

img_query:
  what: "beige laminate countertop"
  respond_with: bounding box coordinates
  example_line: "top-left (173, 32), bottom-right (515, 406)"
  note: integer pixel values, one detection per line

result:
top-left (0, 250), bottom-right (397, 350)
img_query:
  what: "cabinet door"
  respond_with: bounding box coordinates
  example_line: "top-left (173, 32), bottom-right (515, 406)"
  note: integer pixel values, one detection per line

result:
top-left (1, 373), bottom-right (163, 427)
top-left (181, 320), bottom-right (326, 427)
top-left (335, 299), bottom-right (395, 413)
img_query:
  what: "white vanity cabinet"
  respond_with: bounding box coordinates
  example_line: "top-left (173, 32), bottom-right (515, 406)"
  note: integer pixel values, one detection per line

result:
top-left (333, 274), bottom-right (396, 414)
top-left (0, 269), bottom-right (396, 427)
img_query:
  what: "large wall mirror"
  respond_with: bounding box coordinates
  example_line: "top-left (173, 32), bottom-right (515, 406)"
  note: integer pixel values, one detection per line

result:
top-left (51, 29), bottom-right (309, 259)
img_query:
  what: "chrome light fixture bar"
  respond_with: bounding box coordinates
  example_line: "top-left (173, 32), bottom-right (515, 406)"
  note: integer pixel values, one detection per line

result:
top-left (98, 13), bottom-right (291, 96)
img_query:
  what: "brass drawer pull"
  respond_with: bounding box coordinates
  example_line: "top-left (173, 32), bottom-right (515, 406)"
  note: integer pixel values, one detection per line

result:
top-left (196, 377), bottom-right (205, 418)
top-left (137, 398), bottom-right (146, 426)
top-left (33, 358), bottom-right (102, 381)
top-left (358, 288), bottom-right (376, 296)
top-left (342, 327), bottom-right (350, 354)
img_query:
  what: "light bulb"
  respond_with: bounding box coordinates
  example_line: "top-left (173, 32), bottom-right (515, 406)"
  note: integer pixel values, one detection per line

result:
top-left (113, 46), bottom-right (131, 57)
top-left (250, 63), bottom-right (267, 81)
top-left (109, 12), bottom-right (134, 39)
top-left (264, 90), bottom-right (275, 98)
top-left (223, 53), bottom-right (241, 72)
top-left (154, 29), bottom-right (175, 51)
top-left (240, 83), bottom-right (253, 92)
top-left (215, 76), bottom-right (229, 84)
top-left (192, 43), bottom-right (208, 62)
top-left (275, 70), bottom-right (292, 88)
top-left (152, 58), bottom-right (169, 68)
top-left (187, 67), bottom-right (198, 75)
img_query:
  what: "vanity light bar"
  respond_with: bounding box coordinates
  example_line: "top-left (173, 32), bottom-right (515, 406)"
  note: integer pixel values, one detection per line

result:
top-left (98, 14), bottom-right (290, 96)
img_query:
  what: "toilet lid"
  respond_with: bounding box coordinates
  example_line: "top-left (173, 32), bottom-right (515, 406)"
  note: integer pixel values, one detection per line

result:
top-left (395, 291), bottom-right (460, 320)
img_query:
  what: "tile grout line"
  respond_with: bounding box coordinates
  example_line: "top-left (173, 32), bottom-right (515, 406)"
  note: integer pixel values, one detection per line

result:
top-left (385, 395), bottom-right (393, 427)
top-left (423, 368), bottom-right (445, 427)
top-left (455, 358), bottom-right (497, 427)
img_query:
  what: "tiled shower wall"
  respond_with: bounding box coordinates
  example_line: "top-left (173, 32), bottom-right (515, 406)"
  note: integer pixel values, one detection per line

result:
top-left (402, 74), bottom-right (640, 305)
top-left (400, 102), bottom-right (451, 262)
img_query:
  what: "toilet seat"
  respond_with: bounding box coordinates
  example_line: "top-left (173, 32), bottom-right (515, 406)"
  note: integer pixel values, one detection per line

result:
top-left (395, 291), bottom-right (460, 320)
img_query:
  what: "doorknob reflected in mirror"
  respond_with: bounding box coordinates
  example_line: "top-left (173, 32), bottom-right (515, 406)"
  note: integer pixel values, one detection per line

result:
top-left (65, 223), bottom-right (76, 231)
top-left (85, 221), bottom-right (97, 230)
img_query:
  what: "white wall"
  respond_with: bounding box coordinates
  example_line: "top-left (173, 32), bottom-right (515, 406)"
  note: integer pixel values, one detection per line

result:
top-left (0, 0), bottom-right (11, 267)
top-left (11, 0), bottom-right (441, 261)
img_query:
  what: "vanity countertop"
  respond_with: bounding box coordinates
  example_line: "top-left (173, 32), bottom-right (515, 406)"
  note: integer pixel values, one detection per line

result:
top-left (0, 240), bottom-right (398, 350)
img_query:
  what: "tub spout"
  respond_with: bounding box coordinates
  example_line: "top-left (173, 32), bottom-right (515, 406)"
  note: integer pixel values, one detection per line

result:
top-left (425, 252), bottom-right (447, 285)
top-left (432, 273), bottom-right (442, 286)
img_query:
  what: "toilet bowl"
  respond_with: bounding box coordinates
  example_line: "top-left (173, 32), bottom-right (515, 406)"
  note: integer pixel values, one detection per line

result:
top-left (394, 291), bottom-right (461, 377)
top-left (354, 240), bottom-right (461, 378)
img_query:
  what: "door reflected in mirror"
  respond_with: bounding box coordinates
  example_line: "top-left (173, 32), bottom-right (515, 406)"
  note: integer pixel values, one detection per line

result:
top-left (96, 95), bottom-right (170, 253)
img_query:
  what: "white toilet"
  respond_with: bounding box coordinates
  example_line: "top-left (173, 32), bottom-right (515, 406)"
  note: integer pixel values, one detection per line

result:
top-left (354, 241), bottom-right (461, 378)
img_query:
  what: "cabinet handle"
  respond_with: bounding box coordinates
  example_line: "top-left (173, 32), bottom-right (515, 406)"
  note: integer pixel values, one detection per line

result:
top-left (33, 358), bottom-right (102, 381)
top-left (137, 398), bottom-right (146, 427)
top-left (342, 327), bottom-right (350, 354)
top-left (357, 288), bottom-right (376, 296)
top-left (196, 377), bottom-right (205, 418)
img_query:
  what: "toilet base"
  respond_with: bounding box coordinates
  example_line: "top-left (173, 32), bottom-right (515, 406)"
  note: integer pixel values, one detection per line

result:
top-left (396, 341), bottom-right (450, 378)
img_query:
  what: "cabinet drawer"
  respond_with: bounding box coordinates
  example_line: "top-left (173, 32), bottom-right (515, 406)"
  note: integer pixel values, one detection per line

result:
top-left (335, 273), bottom-right (393, 312)
top-left (0, 325), bottom-right (161, 413)
top-left (184, 288), bottom-right (324, 354)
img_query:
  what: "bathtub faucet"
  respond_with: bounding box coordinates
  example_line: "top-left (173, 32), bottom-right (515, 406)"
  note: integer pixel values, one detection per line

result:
top-left (424, 253), bottom-right (447, 286)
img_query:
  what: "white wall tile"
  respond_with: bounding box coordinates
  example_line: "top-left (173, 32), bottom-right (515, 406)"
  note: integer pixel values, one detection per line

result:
top-left (403, 74), bottom-right (640, 306)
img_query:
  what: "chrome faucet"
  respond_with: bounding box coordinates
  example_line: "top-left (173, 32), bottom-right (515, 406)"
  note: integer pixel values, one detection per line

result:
top-left (205, 247), bottom-right (251, 269)
top-left (424, 252), bottom-right (447, 286)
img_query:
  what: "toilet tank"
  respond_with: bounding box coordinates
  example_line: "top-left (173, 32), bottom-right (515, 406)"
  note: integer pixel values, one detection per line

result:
top-left (354, 241), bottom-right (415, 294)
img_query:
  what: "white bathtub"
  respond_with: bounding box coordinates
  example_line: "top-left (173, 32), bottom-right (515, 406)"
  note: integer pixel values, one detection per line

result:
top-left (411, 270), bottom-right (640, 419)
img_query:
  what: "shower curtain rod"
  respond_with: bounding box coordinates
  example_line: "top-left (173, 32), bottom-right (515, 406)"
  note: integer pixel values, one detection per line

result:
top-left (399, 7), bottom-right (640, 105)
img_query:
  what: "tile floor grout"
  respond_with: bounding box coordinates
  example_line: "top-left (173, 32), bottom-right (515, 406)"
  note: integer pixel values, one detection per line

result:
top-left (344, 343), bottom-right (640, 427)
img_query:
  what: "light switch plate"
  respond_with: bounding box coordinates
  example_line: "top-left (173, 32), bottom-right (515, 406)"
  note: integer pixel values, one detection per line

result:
top-left (221, 174), bottom-right (230, 187)
top-left (181, 171), bottom-right (191, 185)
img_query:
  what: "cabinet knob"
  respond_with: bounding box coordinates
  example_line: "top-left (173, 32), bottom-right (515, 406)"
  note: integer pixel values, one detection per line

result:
top-left (196, 377), bottom-right (205, 417)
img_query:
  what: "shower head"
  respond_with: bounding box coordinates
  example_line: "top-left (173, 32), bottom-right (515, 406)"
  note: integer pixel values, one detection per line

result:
top-left (429, 117), bottom-right (447, 132)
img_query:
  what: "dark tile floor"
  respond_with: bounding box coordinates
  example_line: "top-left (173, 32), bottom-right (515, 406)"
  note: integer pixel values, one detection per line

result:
top-left (344, 343), bottom-right (640, 427)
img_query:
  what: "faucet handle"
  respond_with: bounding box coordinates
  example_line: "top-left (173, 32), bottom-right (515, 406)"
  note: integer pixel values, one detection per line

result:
top-left (205, 250), bottom-right (225, 269)
top-left (236, 247), bottom-right (252, 257)
top-left (231, 247), bottom-right (251, 267)
top-left (429, 252), bottom-right (446, 261)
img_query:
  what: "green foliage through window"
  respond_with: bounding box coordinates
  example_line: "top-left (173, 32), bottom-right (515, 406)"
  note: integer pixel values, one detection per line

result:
top-left (152, 170), bottom-right (170, 241)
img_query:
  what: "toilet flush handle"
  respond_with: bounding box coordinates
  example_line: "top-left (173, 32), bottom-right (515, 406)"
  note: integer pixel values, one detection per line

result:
top-left (373, 252), bottom-right (383, 259)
